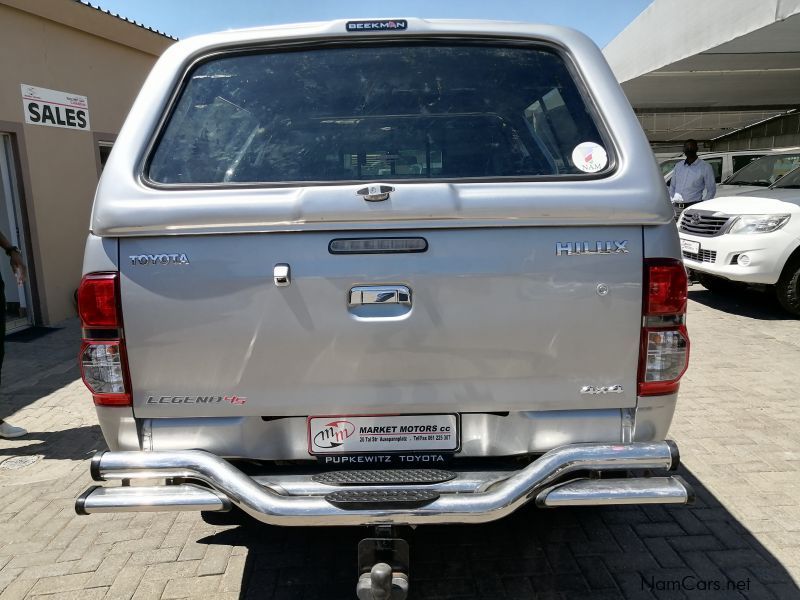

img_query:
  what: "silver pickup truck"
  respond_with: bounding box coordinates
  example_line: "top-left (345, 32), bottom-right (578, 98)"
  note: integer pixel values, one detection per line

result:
top-left (75, 18), bottom-right (691, 598)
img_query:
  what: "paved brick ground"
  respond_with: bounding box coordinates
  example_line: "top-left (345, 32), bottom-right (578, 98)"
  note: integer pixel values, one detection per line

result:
top-left (0, 285), bottom-right (799, 599)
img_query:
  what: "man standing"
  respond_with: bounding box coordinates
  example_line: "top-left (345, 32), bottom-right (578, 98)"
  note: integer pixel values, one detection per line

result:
top-left (0, 232), bottom-right (27, 438)
top-left (669, 139), bottom-right (716, 212)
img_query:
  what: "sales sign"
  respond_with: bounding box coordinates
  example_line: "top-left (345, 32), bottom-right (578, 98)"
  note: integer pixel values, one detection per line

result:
top-left (21, 84), bottom-right (90, 131)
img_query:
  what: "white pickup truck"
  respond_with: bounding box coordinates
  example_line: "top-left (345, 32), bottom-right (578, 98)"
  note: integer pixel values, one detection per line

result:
top-left (680, 166), bottom-right (800, 315)
top-left (74, 18), bottom-right (692, 597)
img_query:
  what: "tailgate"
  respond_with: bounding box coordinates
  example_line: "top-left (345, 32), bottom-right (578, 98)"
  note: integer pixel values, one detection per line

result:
top-left (121, 226), bottom-right (642, 418)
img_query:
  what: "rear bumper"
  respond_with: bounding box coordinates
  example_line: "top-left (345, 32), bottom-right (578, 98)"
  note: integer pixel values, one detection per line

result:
top-left (98, 404), bottom-right (679, 457)
top-left (76, 441), bottom-right (692, 526)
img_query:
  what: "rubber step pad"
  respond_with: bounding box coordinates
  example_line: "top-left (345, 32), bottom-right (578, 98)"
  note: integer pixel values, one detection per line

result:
top-left (312, 469), bottom-right (455, 486)
top-left (325, 489), bottom-right (440, 509)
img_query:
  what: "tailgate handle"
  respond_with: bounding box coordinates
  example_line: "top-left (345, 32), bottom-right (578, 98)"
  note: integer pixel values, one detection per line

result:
top-left (349, 285), bottom-right (411, 306)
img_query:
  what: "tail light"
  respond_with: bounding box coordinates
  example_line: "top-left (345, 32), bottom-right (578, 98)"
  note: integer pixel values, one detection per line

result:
top-left (77, 273), bottom-right (119, 328)
top-left (638, 259), bottom-right (689, 396)
top-left (78, 273), bottom-right (131, 406)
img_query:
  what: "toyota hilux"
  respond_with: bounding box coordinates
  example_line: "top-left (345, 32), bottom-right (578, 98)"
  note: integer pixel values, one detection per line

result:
top-left (74, 18), bottom-right (692, 598)
top-left (680, 165), bottom-right (800, 316)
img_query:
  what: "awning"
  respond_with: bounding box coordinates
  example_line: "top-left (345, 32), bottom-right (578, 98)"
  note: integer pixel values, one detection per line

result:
top-left (603, 0), bottom-right (800, 146)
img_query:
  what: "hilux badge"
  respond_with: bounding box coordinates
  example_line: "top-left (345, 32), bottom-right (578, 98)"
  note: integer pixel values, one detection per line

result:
top-left (555, 241), bottom-right (629, 256)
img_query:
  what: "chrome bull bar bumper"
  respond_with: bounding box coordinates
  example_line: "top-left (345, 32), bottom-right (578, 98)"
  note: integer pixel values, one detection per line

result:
top-left (76, 441), bottom-right (692, 526)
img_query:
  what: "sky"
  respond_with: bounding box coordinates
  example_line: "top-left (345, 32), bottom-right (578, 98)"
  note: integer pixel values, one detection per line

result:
top-left (89, 0), bottom-right (652, 48)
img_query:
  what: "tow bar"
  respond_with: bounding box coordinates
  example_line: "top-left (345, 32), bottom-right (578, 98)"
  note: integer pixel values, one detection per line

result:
top-left (356, 526), bottom-right (410, 600)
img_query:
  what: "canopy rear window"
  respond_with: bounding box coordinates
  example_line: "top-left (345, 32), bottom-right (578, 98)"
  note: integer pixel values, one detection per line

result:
top-left (147, 43), bottom-right (610, 185)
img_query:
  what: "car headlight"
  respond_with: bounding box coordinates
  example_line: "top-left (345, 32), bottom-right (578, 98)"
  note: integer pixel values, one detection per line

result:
top-left (728, 214), bottom-right (790, 234)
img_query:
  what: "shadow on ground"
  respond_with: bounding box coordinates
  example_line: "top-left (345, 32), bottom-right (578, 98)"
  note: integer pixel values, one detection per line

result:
top-left (0, 425), bottom-right (103, 461)
top-left (1, 319), bottom-right (81, 419)
top-left (198, 466), bottom-right (798, 599)
top-left (688, 285), bottom-right (795, 321)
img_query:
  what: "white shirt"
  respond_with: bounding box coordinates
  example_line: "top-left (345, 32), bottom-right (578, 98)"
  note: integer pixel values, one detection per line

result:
top-left (669, 158), bottom-right (716, 203)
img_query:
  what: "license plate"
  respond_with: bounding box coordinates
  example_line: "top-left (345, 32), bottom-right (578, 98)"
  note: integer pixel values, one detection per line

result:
top-left (308, 414), bottom-right (459, 454)
top-left (681, 239), bottom-right (700, 254)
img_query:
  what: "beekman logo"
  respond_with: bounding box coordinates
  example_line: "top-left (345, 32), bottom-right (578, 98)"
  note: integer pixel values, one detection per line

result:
top-left (313, 420), bottom-right (356, 449)
top-left (346, 20), bottom-right (408, 32)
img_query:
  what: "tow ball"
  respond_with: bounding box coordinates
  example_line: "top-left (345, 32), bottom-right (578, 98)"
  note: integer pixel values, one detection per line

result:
top-left (356, 526), bottom-right (410, 600)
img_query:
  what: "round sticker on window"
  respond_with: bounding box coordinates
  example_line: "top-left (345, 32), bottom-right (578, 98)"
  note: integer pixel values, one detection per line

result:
top-left (571, 142), bottom-right (608, 173)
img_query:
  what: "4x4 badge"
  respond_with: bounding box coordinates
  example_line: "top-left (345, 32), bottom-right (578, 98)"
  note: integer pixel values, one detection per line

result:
top-left (580, 385), bottom-right (624, 395)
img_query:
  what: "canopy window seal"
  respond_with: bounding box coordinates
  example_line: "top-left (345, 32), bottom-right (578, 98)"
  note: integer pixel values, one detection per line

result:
top-left (137, 37), bottom-right (618, 191)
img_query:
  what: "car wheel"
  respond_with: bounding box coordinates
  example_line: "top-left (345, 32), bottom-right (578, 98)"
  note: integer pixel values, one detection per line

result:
top-left (775, 259), bottom-right (800, 316)
top-left (696, 274), bottom-right (740, 294)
